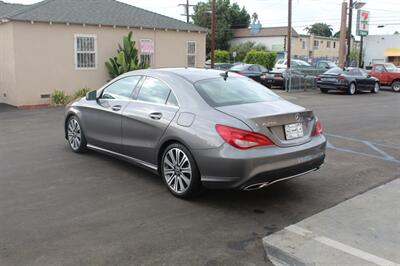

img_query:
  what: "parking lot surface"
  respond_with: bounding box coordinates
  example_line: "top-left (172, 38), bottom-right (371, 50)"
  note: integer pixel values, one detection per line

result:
top-left (0, 89), bottom-right (399, 266)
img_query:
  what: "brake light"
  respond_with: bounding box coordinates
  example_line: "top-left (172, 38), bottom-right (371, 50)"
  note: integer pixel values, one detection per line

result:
top-left (337, 75), bottom-right (346, 81)
top-left (274, 73), bottom-right (283, 78)
top-left (312, 118), bottom-right (323, 136)
top-left (316, 76), bottom-right (321, 81)
top-left (238, 71), bottom-right (244, 75)
top-left (216, 124), bottom-right (274, 150)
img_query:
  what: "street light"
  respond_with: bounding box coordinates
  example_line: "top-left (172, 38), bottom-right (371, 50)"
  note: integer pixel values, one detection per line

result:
top-left (353, 1), bottom-right (366, 10)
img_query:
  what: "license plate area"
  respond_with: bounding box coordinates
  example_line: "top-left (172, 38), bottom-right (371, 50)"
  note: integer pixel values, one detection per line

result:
top-left (284, 123), bottom-right (304, 140)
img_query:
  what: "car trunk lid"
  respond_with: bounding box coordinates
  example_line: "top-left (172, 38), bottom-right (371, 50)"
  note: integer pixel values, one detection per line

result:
top-left (216, 100), bottom-right (315, 147)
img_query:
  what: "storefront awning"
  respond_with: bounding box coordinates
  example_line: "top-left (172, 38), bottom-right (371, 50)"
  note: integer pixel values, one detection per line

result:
top-left (384, 48), bottom-right (400, 57)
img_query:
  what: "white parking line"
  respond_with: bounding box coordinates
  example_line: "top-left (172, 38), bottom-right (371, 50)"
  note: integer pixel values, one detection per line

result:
top-left (286, 225), bottom-right (400, 266)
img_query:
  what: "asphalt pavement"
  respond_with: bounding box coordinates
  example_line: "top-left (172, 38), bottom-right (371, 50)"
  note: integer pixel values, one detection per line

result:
top-left (0, 89), bottom-right (399, 266)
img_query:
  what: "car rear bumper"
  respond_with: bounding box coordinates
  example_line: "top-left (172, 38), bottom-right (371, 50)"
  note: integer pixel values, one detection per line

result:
top-left (317, 82), bottom-right (348, 90)
top-left (192, 135), bottom-right (327, 190)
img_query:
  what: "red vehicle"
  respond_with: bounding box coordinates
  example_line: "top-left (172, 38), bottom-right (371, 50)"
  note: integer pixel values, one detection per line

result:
top-left (369, 63), bottom-right (400, 92)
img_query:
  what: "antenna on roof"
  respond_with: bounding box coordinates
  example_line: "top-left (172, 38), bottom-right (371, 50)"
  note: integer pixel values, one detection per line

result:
top-left (220, 71), bottom-right (229, 81)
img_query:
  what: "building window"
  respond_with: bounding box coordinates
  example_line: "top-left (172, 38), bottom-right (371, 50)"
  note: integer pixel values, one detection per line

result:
top-left (314, 40), bottom-right (319, 49)
top-left (75, 34), bottom-right (97, 69)
top-left (187, 41), bottom-right (197, 67)
top-left (333, 41), bottom-right (336, 48)
top-left (302, 40), bottom-right (306, 50)
top-left (327, 41), bottom-right (331, 48)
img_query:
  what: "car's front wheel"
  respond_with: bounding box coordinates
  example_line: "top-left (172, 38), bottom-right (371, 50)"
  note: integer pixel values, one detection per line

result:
top-left (161, 143), bottom-right (202, 198)
top-left (371, 82), bottom-right (380, 94)
top-left (66, 115), bottom-right (87, 153)
top-left (392, 81), bottom-right (400, 92)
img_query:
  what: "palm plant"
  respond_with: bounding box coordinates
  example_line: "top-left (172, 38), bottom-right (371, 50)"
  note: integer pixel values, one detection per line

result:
top-left (105, 32), bottom-right (148, 79)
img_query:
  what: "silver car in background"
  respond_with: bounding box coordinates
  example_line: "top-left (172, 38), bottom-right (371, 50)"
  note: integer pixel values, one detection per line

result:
top-left (65, 68), bottom-right (326, 198)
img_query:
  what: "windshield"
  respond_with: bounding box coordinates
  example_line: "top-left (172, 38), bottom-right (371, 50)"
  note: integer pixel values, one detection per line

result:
top-left (384, 63), bottom-right (398, 72)
top-left (276, 59), bottom-right (285, 65)
top-left (194, 77), bottom-right (280, 107)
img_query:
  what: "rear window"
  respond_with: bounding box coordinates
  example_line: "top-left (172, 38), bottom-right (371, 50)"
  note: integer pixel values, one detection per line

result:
top-left (194, 77), bottom-right (280, 107)
top-left (325, 68), bottom-right (344, 74)
top-left (230, 64), bottom-right (247, 71)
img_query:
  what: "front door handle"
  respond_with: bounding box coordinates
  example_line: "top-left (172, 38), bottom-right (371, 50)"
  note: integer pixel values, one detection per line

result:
top-left (149, 112), bottom-right (163, 120)
top-left (112, 105), bottom-right (122, 111)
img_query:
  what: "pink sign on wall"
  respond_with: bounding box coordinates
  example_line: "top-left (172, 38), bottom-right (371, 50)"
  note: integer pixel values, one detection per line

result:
top-left (140, 39), bottom-right (154, 54)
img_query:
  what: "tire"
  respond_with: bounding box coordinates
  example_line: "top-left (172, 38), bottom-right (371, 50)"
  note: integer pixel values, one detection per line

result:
top-left (392, 81), bottom-right (400, 92)
top-left (161, 143), bottom-right (202, 199)
top-left (371, 82), bottom-right (380, 94)
top-left (66, 115), bottom-right (87, 153)
top-left (320, 88), bottom-right (329, 94)
top-left (347, 82), bottom-right (356, 95)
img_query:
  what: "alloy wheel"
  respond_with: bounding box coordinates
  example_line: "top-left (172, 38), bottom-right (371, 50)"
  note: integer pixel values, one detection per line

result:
top-left (163, 148), bottom-right (192, 194)
top-left (373, 83), bottom-right (380, 93)
top-left (67, 118), bottom-right (82, 151)
top-left (349, 83), bottom-right (356, 95)
top-left (393, 82), bottom-right (400, 92)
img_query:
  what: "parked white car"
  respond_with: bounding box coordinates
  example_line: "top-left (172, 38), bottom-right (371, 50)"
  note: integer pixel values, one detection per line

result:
top-left (274, 59), bottom-right (312, 69)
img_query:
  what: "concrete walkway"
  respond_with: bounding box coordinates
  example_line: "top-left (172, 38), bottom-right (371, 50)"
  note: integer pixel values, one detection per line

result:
top-left (263, 178), bottom-right (400, 266)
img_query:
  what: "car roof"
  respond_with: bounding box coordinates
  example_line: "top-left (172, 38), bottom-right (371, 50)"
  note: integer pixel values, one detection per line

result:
top-left (123, 68), bottom-right (243, 83)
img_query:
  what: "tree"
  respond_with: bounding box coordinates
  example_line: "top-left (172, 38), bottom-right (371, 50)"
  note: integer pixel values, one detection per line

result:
top-left (105, 32), bottom-right (148, 79)
top-left (229, 41), bottom-right (266, 62)
top-left (214, 50), bottom-right (230, 63)
top-left (244, 50), bottom-right (277, 70)
top-left (192, 0), bottom-right (250, 54)
top-left (305, 23), bottom-right (333, 37)
top-left (334, 30), bottom-right (354, 39)
top-left (349, 48), bottom-right (360, 66)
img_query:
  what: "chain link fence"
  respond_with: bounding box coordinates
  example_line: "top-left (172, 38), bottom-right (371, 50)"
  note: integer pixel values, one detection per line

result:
top-left (285, 68), bottom-right (322, 92)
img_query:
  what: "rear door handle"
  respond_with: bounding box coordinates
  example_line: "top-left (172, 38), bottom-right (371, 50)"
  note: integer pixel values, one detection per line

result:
top-left (149, 112), bottom-right (163, 120)
top-left (112, 105), bottom-right (122, 111)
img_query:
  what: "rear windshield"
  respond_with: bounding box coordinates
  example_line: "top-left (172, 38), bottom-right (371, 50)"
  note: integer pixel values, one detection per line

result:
top-left (325, 67), bottom-right (344, 74)
top-left (230, 64), bottom-right (247, 71)
top-left (194, 77), bottom-right (280, 107)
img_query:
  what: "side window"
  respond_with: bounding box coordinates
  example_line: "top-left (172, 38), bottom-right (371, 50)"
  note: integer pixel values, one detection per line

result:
top-left (101, 76), bottom-right (141, 100)
top-left (349, 69), bottom-right (361, 76)
top-left (166, 92), bottom-right (179, 107)
top-left (137, 77), bottom-right (171, 104)
top-left (375, 65), bottom-right (385, 72)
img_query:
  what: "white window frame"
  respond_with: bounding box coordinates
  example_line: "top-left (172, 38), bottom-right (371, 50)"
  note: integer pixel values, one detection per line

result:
top-left (314, 40), bottom-right (319, 50)
top-left (187, 41), bottom-right (197, 68)
top-left (74, 34), bottom-right (97, 70)
top-left (139, 38), bottom-right (154, 67)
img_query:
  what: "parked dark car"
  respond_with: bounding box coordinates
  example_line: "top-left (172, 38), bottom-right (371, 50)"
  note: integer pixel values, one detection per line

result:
top-left (317, 67), bottom-right (380, 95)
top-left (204, 61), bottom-right (234, 71)
top-left (229, 64), bottom-right (269, 86)
top-left (265, 68), bottom-right (316, 90)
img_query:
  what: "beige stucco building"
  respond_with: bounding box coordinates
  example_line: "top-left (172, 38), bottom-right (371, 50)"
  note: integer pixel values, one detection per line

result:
top-left (0, 0), bottom-right (207, 107)
top-left (292, 35), bottom-right (340, 60)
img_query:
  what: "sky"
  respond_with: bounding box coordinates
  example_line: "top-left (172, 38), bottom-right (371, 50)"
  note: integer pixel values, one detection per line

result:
top-left (4, 0), bottom-right (400, 37)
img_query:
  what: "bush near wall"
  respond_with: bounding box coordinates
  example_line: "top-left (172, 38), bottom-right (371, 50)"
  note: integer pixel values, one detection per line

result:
top-left (214, 50), bottom-right (230, 63)
top-left (244, 50), bottom-right (277, 70)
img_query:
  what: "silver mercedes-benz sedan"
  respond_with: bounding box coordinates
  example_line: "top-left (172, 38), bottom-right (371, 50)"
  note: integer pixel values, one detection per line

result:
top-left (65, 68), bottom-right (326, 198)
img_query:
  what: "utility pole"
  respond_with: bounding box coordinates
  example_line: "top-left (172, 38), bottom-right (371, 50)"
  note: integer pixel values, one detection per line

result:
top-left (359, 35), bottom-right (363, 68)
top-left (339, 1), bottom-right (348, 68)
top-left (210, 0), bottom-right (216, 69)
top-left (287, 0), bottom-right (292, 69)
top-left (346, 0), bottom-right (353, 66)
top-left (179, 0), bottom-right (195, 23)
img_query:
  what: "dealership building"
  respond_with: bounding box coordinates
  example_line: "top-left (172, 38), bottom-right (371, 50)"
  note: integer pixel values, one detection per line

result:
top-left (0, 0), bottom-right (207, 107)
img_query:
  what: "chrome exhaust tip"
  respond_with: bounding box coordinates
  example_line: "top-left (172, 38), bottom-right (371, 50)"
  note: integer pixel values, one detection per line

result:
top-left (243, 182), bottom-right (269, 191)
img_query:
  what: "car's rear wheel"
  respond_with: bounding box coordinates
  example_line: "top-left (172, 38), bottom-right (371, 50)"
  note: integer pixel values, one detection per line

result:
top-left (347, 83), bottom-right (356, 95)
top-left (320, 88), bottom-right (329, 94)
top-left (371, 82), bottom-right (380, 93)
top-left (392, 81), bottom-right (400, 92)
top-left (67, 116), bottom-right (87, 153)
top-left (161, 143), bottom-right (202, 198)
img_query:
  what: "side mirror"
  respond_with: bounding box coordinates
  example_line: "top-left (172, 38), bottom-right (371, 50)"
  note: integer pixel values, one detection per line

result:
top-left (86, 90), bottom-right (98, 101)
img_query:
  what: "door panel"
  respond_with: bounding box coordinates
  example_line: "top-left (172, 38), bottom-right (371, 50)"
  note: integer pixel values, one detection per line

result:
top-left (122, 101), bottom-right (178, 164)
top-left (80, 75), bottom-right (142, 153)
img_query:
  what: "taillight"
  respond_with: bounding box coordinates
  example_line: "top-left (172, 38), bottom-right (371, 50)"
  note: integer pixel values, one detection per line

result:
top-left (312, 118), bottom-right (323, 136)
top-left (274, 73), bottom-right (283, 78)
top-left (215, 124), bottom-right (274, 150)
top-left (337, 75), bottom-right (346, 81)
top-left (316, 76), bottom-right (321, 81)
top-left (237, 71), bottom-right (244, 75)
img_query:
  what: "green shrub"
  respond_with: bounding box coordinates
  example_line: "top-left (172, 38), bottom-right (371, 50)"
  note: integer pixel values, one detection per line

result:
top-left (229, 41), bottom-right (267, 62)
top-left (51, 90), bottom-right (70, 105)
top-left (74, 87), bottom-right (91, 100)
top-left (244, 50), bottom-right (277, 70)
top-left (214, 49), bottom-right (230, 63)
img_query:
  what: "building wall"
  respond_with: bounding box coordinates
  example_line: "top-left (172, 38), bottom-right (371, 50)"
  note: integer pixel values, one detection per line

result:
top-left (293, 35), bottom-right (339, 61)
top-left (0, 23), bottom-right (17, 105)
top-left (363, 35), bottom-right (400, 66)
top-left (8, 21), bottom-right (206, 106)
top-left (230, 36), bottom-right (286, 52)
